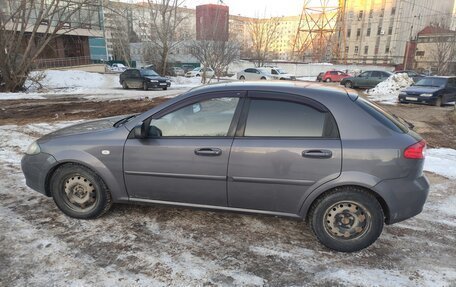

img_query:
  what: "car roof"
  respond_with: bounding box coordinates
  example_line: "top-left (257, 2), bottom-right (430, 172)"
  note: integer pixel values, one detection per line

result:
top-left (185, 81), bottom-right (350, 99)
top-left (423, 76), bottom-right (454, 79)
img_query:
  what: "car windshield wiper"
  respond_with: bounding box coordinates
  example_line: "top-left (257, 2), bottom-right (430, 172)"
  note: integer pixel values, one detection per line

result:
top-left (113, 115), bottom-right (137, 127)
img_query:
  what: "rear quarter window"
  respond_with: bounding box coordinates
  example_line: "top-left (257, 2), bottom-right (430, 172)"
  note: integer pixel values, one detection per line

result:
top-left (355, 98), bottom-right (408, 133)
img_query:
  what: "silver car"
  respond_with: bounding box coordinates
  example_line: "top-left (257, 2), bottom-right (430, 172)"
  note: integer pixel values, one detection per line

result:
top-left (22, 82), bottom-right (429, 252)
top-left (237, 68), bottom-right (273, 80)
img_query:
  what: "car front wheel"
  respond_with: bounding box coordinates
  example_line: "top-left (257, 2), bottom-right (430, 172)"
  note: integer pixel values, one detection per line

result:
top-left (50, 164), bottom-right (112, 219)
top-left (325, 78), bottom-right (332, 82)
top-left (122, 81), bottom-right (129, 89)
top-left (309, 186), bottom-right (384, 252)
top-left (434, 96), bottom-right (442, 107)
top-left (344, 81), bottom-right (353, 88)
top-left (239, 76), bottom-right (245, 80)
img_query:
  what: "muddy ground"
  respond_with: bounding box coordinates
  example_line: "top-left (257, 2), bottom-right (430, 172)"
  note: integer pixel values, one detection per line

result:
top-left (0, 92), bottom-right (455, 286)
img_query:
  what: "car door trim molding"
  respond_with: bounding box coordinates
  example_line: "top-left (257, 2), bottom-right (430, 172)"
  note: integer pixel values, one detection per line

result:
top-left (124, 170), bottom-right (226, 181)
top-left (230, 176), bottom-right (315, 186)
top-left (128, 197), bottom-right (301, 218)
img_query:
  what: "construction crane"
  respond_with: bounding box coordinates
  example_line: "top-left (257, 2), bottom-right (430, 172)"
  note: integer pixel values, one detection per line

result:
top-left (292, 0), bottom-right (346, 63)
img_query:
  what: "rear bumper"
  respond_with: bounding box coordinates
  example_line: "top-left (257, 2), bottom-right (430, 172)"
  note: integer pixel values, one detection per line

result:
top-left (374, 175), bottom-right (430, 224)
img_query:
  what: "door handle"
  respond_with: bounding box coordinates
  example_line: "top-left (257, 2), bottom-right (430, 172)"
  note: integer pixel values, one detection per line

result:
top-left (302, 150), bottom-right (332, 159)
top-left (194, 148), bottom-right (222, 156)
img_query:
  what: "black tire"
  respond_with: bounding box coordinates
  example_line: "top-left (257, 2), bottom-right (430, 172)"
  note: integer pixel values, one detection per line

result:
top-left (196, 74), bottom-right (200, 77)
top-left (308, 186), bottom-right (384, 252)
top-left (50, 164), bottom-right (112, 219)
top-left (122, 81), bottom-right (129, 89)
top-left (162, 87), bottom-right (168, 90)
top-left (434, 96), bottom-right (442, 107)
top-left (143, 82), bottom-right (148, 91)
top-left (239, 76), bottom-right (245, 80)
top-left (325, 78), bottom-right (332, 82)
top-left (344, 81), bottom-right (353, 88)
top-left (260, 77), bottom-right (266, 80)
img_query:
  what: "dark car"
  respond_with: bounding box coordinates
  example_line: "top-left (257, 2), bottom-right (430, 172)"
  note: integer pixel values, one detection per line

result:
top-left (340, 70), bottom-right (392, 88)
top-left (398, 76), bottom-right (456, 106)
top-left (394, 70), bottom-right (425, 83)
top-left (316, 72), bottom-right (324, 82)
top-left (120, 68), bottom-right (171, 90)
top-left (22, 81), bottom-right (429, 252)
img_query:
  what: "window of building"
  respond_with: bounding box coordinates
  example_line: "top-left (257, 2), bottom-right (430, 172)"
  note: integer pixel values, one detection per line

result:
top-left (364, 45), bottom-right (369, 54)
top-left (347, 29), bottom-right (351, 38)
top-left (380, 8), bottom-right (384, 17)
top-left (345, 46), bottom-right (349, 53)
top-left (358, 10), bottom-right (364, 20)
top-left (357, 28), bottom-right (361, 37)
top-left (354, 46), bottom-right (359, 54)
top-left (367, 28), bottom-right (371, 36)
top-left (416, 51), bottom-right (425, 56)
top-left (369, 9), bottom-right (373, 18)
top-left (388, 26), bottom-right (393, 35)
top-left (377, 26), bottom-right (382, 35)
top-left (391, 7), bottom-right (396, 15)
top-left (385, 46), bottom-right (390, 53)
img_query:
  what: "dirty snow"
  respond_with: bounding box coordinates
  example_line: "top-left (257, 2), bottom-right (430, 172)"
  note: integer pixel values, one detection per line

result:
top-left (296, 76), bottom-right (317, 81)
top-left (0, 70), bottom-right (205, 101)
top-left (1, 123), bottom-right (456, 286)
top-left (424, 148), bottom-right (456, 179)
top-left (366, 73), bottom-right (414, 104)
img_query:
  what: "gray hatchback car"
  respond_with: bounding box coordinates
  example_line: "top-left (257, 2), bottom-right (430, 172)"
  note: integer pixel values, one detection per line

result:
top-left (22, 82), bottom-right (429, 252)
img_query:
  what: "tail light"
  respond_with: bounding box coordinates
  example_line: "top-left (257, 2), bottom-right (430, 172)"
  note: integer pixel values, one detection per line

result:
top-left (404, 140), bottom-right (426, 159)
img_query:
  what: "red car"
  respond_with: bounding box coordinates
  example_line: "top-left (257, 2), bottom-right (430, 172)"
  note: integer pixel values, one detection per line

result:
top-left (320, 70), bottom-right (351, 82)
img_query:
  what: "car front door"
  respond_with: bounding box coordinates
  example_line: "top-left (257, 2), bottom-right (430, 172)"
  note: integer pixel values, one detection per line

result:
top-left (369, 71), bottom-right (383, 87)
top-left (227, 91), bottom-right (342, 215)
top-left (123, 91), bottom-right (245, 206)
top-left (127, 69), bottom-right (142, 88)
top-left (356, 71), bottom-right (371, 87)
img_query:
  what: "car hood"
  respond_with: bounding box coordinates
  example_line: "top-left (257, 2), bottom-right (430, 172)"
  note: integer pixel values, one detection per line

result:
top-left (403, 86), bottom-right (442, 94)
top-left (145, 76), bottom-right (168, 81)
top-left (38, 115), bottom-right (127, 142)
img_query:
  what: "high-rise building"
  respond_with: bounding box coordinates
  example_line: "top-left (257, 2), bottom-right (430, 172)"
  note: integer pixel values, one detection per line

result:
top-left (196, 4), bottom-right (229, 41)
top-left (338, 0), bottom-right (454, 66)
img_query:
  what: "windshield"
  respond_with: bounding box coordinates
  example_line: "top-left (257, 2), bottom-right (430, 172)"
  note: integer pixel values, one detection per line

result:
top-left (140, 69), bottom-right (159, 76)
top-left (192, 68), bottom-right (200, 71)
top-left (257, 68), bottom-right (270, 74)
top-left (276, 68), bottom-right (288, 74)
top-left (415, 77), bottom-right (447, 87)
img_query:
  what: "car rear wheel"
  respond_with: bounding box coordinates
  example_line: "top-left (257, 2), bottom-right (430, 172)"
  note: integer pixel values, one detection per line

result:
top-left (196, 74), bottom-right (200, 77)
top-left (50, 164), bottom-right (112, 219)
top-left (344, 81), bottom-right (353, 88)
top-left (260, 77), bottom-right (266, 80)
top-left (239, 76), bottom-right (245, 80)
top-left (309, 186), bottom-right (384, 252)
top-left (162, 87), bottom-right (168, 90)
top-left (122, 81), bottom-right (129, 89)
top-left (325, 78), bottom-right (332, 82)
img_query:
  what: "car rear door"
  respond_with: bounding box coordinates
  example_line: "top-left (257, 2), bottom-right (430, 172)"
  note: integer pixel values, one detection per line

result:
top-left (123, 91), bottom-right (245, 206)
top-left (356, 71), bottom-right (371, 87)
top-left (128, 69), bottom-right (142, 88)
top-left (227, 91), bottom-right (342, 215)
top-left (445, 78), bottom-right (456, 102)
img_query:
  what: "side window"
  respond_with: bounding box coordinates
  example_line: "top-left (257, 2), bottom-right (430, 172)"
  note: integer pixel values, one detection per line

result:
top-left (382, 72), bottom-right (391, 77)
top-left (245, 68), bottom-right (255, 73)
top-left (371, 71), bottom-right (381, 77)
top-left (271, 69), bottom-right (278, 75)
top-left (330, 71), bottom-right (338, 75)
top-left (150, 97), bottom-right (239, 137)
top-left (243, 99), bottom-right (338, 138)
top-left (133, 70), bottom-right (141, 77)
top-left (359, 71), bottom-right (370, 77)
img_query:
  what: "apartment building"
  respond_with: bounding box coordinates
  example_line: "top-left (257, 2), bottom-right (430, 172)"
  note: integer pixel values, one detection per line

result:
top-left (339, 0), bottom-right (454, 66)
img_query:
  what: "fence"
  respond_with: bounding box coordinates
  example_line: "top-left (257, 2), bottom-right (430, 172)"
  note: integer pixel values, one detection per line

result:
top-left (33, 56), bottom-right (105, 70)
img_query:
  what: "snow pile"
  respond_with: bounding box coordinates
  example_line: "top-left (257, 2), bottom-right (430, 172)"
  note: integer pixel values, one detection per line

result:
top-left (424, 148), bottom-right (456, 179)
top-left (28, 70), bottom-right (115, 90)
top-left (366, 73), bottom-right (414, 104)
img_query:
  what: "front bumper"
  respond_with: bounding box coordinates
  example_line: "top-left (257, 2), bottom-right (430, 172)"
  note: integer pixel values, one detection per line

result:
top-left (21, 152), bottom-right (58, 196)
top-left (374, 174), bottom-right (430, 224)
top-left (398, 94), bottom-right (436, 105)
top-left (145, 81), bottom-right (171, 88)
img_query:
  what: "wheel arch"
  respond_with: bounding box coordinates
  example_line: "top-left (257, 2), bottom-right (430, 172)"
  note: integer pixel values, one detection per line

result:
top-left (301, 183), bottom-right (390, 224)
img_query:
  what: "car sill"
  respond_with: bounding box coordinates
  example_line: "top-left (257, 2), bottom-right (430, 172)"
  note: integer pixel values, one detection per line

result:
top-left (126, 198), bottom-right (301, 218)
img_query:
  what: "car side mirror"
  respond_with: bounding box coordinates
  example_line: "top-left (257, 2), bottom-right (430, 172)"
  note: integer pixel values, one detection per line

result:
top-left (149, 125), bottom-right (162, 138)
top-left (133, 122), bottom-right (148, 139)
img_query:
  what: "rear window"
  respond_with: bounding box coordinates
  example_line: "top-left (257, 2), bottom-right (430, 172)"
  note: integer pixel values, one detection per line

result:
top-left (355, 98), bottom-right (408, 133)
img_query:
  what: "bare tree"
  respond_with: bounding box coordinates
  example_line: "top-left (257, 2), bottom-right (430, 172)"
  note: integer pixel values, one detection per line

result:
top-left (247, 16), bottom-right (280, 67)
top-left (431, 33), bottom-right (456, 75)
top-left (0, 0), bottom-right (96, 92)
top-left (188, 40), bottom-right (239, 83)
top-left (137, 0), bottom-right (189, 75)
top-left (104, 2), bottom-right (134, 65)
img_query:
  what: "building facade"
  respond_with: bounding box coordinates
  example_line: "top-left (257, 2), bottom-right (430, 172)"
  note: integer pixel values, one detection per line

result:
top-left (339, 0), bottom-right (454, 66)
top-left (196, 4), bottom-right (229, 41)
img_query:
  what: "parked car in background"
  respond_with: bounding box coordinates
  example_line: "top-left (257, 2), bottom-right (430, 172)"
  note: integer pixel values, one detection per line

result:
top-left (120, 68), bottom-right (171, 90)
top-left (398, 76), bottom-right (456, 106)
top-left (185, 67), bottom-right (215, 78)
top-left (22, 81), bottom-right (429, 252)
top-left (265, 67), bottom-right (296, 80)
top-left (320, 70), bottom-right (351, 82)
top-left (108, 63), bottom-right (128, 73)
top-left (340, 70), bottom-right (393, 88)
top-left (171, 67), bottom-right (185, 76)
top-left (237, 68), bottom-right (273, 80)
top-left (181, 64), bottom-right (196, 73)
top-left (316, 72), bottom-right (324, 82)
top-left (394, 70), bottom-right (425, 83)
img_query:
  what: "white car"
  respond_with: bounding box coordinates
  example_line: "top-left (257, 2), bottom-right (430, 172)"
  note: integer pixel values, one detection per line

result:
top-left (108, 63), bottom-right (128, 73)
top-left (268, 67), bottom-right (296, 80)
top-left (185, 67), bottom-right (215, 78)
top-left (237, 68), bottom-right (273, 80)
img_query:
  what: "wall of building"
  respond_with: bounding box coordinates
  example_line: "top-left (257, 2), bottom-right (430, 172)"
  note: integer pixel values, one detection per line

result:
top-left (196, 4), bottom-right (229, 41)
